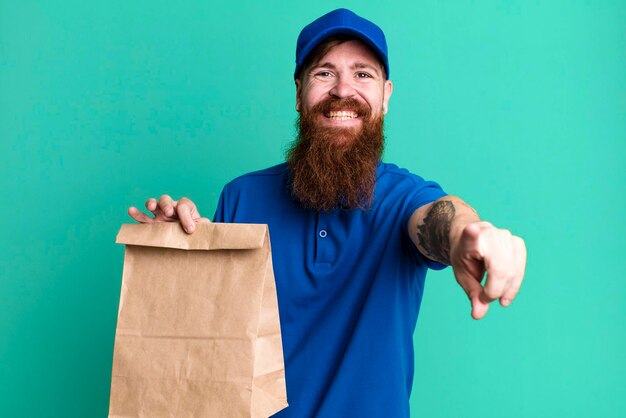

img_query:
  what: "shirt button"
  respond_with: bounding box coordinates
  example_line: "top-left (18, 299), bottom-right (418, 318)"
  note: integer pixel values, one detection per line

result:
top-left (319, 229), bottom-right (327, 238)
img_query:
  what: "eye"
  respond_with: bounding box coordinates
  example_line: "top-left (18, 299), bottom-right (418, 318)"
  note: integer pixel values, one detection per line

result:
top-left (315, 71), bottom-right (333, 78)
top-left (356, 71), bottom-right (373, 79)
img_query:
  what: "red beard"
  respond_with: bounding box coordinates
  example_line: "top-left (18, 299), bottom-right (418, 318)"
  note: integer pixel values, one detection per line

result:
top-left (287, 97), bottom-right (384, 212)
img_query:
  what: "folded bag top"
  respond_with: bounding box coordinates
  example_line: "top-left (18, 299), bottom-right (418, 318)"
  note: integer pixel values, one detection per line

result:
top-left (116, 222), bottom-right (267, 250)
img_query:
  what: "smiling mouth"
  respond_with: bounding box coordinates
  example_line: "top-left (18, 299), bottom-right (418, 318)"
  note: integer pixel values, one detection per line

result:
top-left (324, 110), bottom-right (359, 121)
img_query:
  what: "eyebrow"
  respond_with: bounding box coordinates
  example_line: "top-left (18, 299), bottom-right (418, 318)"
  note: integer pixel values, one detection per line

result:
top-left (313, 61), bottom-right (382, 76)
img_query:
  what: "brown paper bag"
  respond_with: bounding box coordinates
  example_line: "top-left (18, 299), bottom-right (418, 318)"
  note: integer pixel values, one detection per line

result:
top-left (109, 222), bottom-right (288, 418)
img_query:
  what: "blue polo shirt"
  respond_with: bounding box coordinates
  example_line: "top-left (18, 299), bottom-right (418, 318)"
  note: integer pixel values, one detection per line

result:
top-left (213, 162), bottom-right (446, 418)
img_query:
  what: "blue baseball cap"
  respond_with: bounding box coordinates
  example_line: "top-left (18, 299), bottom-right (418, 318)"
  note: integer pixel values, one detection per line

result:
top-left (294, 8), bottom-right (389, 79)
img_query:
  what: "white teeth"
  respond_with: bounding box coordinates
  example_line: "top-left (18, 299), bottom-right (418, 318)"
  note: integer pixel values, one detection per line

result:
top-left (326, 110), bottom-right (358, 120)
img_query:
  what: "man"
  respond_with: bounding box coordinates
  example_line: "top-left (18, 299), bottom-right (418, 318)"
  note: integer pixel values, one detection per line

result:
top-left (128, 9), bottom-right (526, 418)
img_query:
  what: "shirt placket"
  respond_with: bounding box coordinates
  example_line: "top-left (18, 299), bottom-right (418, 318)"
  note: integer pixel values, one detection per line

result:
top-left (314, 211), bottom-right (333, 268)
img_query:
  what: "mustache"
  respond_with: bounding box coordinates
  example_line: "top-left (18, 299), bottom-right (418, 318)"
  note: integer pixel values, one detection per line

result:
top-left (310, 97), bottom-right (371, 119)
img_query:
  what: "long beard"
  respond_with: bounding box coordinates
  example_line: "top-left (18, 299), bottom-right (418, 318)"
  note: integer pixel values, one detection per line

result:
top-left (286, 97), bottom-right (384, 212)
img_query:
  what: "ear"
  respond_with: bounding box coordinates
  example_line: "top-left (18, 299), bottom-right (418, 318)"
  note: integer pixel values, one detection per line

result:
top-left (295, 79), bottom-right (302, 112)
top-left (382, 79), bottom-right (393, 115)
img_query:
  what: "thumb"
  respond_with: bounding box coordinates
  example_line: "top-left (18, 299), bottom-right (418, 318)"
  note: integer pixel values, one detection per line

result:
top-left (461, 221), bottom-right (494, 250)
top-left (463, 222), bottom-right (482, 240)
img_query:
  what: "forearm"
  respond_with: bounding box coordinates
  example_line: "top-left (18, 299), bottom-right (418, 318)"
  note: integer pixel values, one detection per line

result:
top-left (408, 196), bottom-right (480, 265)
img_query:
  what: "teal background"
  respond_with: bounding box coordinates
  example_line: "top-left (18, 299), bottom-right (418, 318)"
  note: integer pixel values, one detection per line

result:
top-left (1, 1), bottom-right (624, 417)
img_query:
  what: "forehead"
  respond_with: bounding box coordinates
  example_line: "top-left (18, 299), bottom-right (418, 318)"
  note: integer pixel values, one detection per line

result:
top-left (313, 39), bottom-right (381, 67)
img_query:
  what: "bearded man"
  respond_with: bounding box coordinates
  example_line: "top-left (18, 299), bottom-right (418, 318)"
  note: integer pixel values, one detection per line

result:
top-left (128, 8), bottom-right (527, 418)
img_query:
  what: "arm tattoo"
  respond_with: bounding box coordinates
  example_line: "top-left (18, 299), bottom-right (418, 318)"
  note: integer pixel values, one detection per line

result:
top-left (458, 200), bottom-right (478, 216)
top-left (417, 200), bottom-right (455, 264)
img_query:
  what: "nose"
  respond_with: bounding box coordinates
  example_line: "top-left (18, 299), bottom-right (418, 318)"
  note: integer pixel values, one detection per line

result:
top-left (329, 75), bottom-right (355, 99)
